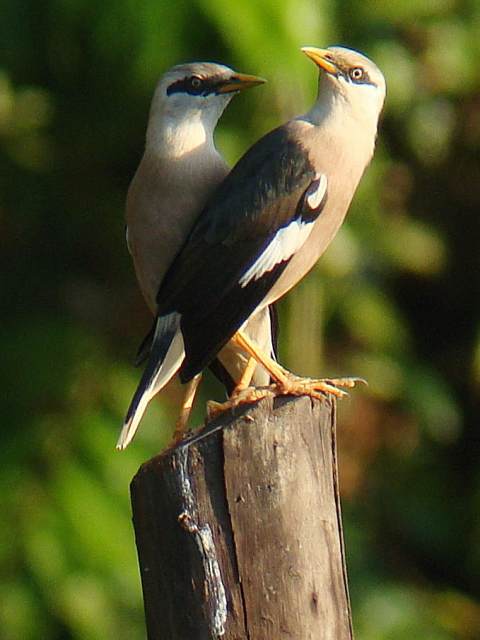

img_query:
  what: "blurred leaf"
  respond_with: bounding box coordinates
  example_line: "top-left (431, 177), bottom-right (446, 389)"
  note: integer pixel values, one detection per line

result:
top-left (56, 574), bottom-right (122, 640)
top-left (405, 367), bottom-right (461, 442)
top-left (341, 285), bottom-right (410, 353)
top-left (354, 0), bottom-right (456, 24)
top-left (407, 98), bottom-right (456, 165)
top-left (356, 584), bottom-right (454, 639)
top-left (423, 20), bottom-right (477, 95)
top-left (381, 217), bottom-right (446, 276)
top-left (371, 42), bottom-right (417, 113)
top-left (350, 352), bottom-right (405, 400)
top-left (0, 582), bottom-right (51, 640)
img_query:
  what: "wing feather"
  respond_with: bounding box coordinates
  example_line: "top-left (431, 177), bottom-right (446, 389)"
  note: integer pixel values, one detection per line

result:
top-left (154, 123), bottom-right (328, 380)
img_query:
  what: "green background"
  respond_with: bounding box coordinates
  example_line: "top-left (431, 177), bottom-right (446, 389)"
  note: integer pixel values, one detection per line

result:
top-left (1, 0), bottom-right (480, 637)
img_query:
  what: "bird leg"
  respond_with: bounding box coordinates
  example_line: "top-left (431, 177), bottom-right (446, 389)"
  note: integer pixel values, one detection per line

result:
top-left (206, 356), bottom-right (272, 420)
top-left (231, 330), bottom-right (365, 400)
top-left (232, 331), bottom-right (291, 386)
top-left (206, 331), bottom-right (365, 420)
top-left (172, 373), bottom-right (202, 443)
top-left (234, 356), bottom-right (258, 393)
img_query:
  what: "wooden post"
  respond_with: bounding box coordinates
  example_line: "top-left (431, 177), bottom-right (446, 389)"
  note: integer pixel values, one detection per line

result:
top-left (130, 395), bottom-right (353, 640)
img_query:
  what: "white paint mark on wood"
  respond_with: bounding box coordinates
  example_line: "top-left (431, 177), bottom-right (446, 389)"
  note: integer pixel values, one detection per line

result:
top-left (177, 448), bottom-right (227, 637)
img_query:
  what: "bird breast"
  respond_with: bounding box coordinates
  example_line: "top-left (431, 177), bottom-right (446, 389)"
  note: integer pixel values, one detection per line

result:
top-left (126, 150), bottom-right (228, 312)
top-left (261, 126), bottom-right (371, 309)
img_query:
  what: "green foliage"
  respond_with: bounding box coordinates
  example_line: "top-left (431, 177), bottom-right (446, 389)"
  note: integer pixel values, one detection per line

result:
top-left (1, 0), bottom-right (479, 637)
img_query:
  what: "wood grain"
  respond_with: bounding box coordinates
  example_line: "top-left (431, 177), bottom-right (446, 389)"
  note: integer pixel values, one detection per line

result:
top-left (130, 395), bottom-right (353, 640)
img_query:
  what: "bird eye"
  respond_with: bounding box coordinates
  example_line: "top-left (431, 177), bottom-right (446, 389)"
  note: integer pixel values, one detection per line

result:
top-left (189, 76), bottom-right (202, 89)
top-left (349, 67), bottom-right (364, 82)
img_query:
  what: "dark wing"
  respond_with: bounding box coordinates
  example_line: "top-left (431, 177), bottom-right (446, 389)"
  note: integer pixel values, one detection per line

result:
top-left (156, 124), bottom-right (327, 382)
top-left (206, 302), bottom-right (280, 395)
top-left (134, 304), bottom-right (279, 392)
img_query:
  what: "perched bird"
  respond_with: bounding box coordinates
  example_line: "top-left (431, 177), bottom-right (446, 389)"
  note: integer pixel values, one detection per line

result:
top-left (118, 62), bottom-right (272, 450)
top-left (123, 45), bottom-right (386, 417)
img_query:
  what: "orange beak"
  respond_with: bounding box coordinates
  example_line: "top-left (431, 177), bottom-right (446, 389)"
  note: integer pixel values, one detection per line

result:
top-left (216, 73), bottom-right (266, 94)
top-left (301, 47), bottom-right (338, 75)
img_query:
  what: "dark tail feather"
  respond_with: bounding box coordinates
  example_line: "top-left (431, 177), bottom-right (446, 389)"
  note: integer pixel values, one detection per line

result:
top-left (134, 322), bottom-right (155, 366)
top-left (117, 312), bottom-right (182, 450)
top-left (208, 358), bottom-right (236, 395)
top-left (207, 303), bottom-right (278, 393)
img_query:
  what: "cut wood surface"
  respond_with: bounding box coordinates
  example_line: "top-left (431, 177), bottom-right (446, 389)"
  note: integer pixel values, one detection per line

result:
top-left (130, 395), bottom-right (353, 640)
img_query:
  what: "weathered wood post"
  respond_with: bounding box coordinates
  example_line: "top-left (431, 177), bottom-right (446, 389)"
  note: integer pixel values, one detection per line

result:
top-left (130, 395), bottom-right (353, 639)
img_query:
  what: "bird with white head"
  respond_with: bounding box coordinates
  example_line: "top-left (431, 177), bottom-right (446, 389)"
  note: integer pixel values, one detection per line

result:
top-left (118, 62), bottom-right (271, 450)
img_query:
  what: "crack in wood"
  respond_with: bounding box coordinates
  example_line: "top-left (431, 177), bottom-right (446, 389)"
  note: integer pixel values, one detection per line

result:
top-left (221, 430), bottom-right (252, 640)
top-left (176, 447), bottom-right (228, 638)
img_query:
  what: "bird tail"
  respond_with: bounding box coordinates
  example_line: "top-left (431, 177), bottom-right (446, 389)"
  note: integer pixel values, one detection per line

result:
top-left (117, 312), bottom-right (183, 450)
top-left (134, 323), bottom-right (155, 366)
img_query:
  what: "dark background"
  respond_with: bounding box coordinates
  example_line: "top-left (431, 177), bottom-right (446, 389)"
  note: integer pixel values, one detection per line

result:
top-left (1, 1), bottom-right (479, 637)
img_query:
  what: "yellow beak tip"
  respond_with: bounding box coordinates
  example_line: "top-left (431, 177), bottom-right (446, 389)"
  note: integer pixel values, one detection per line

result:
top-left (217, 74), bottom-right (267, 94)
top-left (301, 46), bottom-right (337, 74)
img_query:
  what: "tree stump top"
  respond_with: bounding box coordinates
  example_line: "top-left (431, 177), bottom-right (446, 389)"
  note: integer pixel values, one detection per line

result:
top-left (131, 395), bottom-right (352, 640)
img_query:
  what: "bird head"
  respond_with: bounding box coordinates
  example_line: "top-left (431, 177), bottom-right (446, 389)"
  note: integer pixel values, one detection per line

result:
top-left (302, 46), bottom-right (386, 125)
top-left (152, 62), bottom-right (266, 130)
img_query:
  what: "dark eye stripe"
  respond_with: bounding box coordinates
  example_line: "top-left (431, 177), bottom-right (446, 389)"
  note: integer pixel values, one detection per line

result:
top-left (167, 76), bottom-right (219, 97)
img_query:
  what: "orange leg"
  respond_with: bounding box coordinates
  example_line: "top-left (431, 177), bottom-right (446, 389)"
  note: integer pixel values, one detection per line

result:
top-left (234, 356), bottom-right (258, 393)
top-left (207, 330), bottom-right (366, 420)
top-left (206, 356), bottom-right (270, 421)
top-left (172, 373), bottom-right (202, 443)
top-left (231, 330), bottom-right (365, 400)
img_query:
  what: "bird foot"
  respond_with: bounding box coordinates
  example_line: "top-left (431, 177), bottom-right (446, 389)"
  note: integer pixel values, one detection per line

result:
top-left (205, 376), bottom-right (366, 421)
top-left (206, 386), bottom-right (275, 420)
top-left (168, 424), bottom-right (189, 448)
top-left (168, 408), bottom-right (195, 448)
top-left (276, 375), bottom-right (366, 400)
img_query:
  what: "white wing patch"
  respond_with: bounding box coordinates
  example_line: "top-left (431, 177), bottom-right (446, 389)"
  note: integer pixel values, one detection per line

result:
top-left (306, 174), bottom-right (328, 209)
top-left (238, 173), bottom-right (327, 288)
top-left (239, 219), bottom-right (315, 287)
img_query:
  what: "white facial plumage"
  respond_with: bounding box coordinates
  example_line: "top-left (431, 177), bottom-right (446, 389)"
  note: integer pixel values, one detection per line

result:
top-left (302, 46), bottom-right (386, 139)
top-left (147, 63), bottom-right (258, 156)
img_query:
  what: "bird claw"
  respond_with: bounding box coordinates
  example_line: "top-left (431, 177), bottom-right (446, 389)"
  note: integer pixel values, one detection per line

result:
top-left (206, 400), bottom-right (226, 421)
top-left (206, 386), bottom-right (275, 420)
top-left (324, 376), bottom-right (367, 388)
top-left (204, 375), bottom-right (365, 422)
top-left (276, 374), bottom-right (366, 399)
top-left (167, 420), bottom-right (190, 449)
top-left (278, 378), bottom-right (347, 399)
